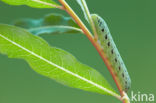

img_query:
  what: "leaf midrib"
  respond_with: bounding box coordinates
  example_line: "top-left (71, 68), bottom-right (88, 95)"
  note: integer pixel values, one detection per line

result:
top-left (0, 33), bottom-right (120, 98)
top-left (31, 0), bottom-right (57, 7)
top-left (29, 25), bottom-right (83, 33)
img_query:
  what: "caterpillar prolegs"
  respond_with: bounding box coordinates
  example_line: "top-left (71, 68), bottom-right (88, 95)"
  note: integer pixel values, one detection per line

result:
top-left (91, 14), bottom-right (131, 92)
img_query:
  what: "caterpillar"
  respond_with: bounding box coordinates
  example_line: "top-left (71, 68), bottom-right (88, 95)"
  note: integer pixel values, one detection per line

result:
top-left (91, 14), bottom-right (131, 92)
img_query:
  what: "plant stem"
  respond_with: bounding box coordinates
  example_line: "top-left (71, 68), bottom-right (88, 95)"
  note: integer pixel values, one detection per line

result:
top-left (58, 0), bottom-right (130, 103)
top-left (59, 0), bottom-right (93, 38)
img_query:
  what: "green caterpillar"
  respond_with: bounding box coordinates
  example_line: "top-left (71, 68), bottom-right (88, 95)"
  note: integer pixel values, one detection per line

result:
top-left (91, 14), bottom-right (131, 92)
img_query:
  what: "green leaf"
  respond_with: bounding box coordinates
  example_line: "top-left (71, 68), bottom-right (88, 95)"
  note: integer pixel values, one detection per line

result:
top-left (13, 13), bottom-right (82, 35)
top-left (0, 24), bottom-right (120, 99)
top-left (1, 0), bottom-right (60, 8)
top-left (76, 0), bottom-right (96, 37)
top-left (76, 0), bottom-right (89, 22)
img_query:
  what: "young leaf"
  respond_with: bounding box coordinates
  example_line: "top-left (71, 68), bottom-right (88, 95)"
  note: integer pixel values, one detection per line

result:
top-left (76, 0), bottom-right (98, 38)
top-left (76, 0), bottom-right (90, 23)
top-left (0, 24), bottom-right (120, 99)
top-left (13, 13), bottom-right (82, 35)
top-left (1, 0), bottom-right (61, 9)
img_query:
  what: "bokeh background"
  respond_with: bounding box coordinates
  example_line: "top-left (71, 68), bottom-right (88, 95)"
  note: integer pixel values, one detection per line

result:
top-left (0, 0), bottom-right (156, 103)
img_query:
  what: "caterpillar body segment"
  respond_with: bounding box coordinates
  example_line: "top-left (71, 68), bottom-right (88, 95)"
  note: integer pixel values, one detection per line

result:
top-left (91, 14), bottom-right (131, 92)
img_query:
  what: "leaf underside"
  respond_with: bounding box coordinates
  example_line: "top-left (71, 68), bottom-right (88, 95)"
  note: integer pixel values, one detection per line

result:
top-left (13, 13), bottom-right (82, 35)
top-left (76, 0), bottom-right (89, 22)
top-left (0, 24), bottom-right (119, 97)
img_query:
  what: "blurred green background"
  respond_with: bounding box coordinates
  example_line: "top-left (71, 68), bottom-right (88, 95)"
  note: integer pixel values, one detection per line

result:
top-left (0, 0), bottom-right (156, 103)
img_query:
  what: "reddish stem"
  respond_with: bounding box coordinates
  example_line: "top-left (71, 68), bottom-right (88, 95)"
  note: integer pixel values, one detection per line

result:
top-left (58, 0), bottom-right (127, 103)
